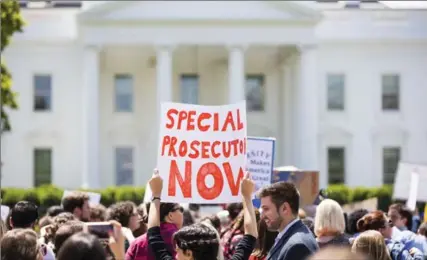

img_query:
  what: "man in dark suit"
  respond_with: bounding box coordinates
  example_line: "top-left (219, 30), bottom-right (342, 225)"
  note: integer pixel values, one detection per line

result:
top-left (258, 181), bottom-right (318, 260)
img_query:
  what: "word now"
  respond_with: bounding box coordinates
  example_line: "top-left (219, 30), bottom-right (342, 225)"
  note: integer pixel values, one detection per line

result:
top-left (166, 108), bottom-right (245, 132)
top-left (161, 136), bottom-right (246, 159)
top-left (168, 160), bottom-right (244, 200)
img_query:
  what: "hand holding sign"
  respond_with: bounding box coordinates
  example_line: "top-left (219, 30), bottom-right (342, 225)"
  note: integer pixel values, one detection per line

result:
top-left (241, 172), bottom-right (255, 199)
top-left (149, 169), bottom-right (163, 198)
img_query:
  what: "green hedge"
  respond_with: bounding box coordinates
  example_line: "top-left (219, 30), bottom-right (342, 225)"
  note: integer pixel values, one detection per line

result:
top-left (0, 184), bottom-right (422, 215)
top-left (325, 184), bottom-right (394, 211)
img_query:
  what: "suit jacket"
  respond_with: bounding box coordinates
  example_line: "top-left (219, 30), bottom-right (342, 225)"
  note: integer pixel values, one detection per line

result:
top-left (267, 220), bottom-right (318, 260)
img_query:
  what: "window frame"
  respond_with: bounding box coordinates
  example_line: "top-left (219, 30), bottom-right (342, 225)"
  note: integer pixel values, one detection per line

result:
top-left (381, 74), bottom-right (400, 111)
top-left (180, 74), bottom-right (199, 105)
top-left (382, 146), bottom-right (401, 185)
top-left (33, 74), bottom-right (52, 112)
top-left (114, 146), bottom-right (135, 186)
top-left (326, 73), bottom-right (345, 111)
top-left (33, 148), bottom-right (52, 187)
top-left (114, 74), bottom-right (134, 113)
top-left (327, 147), bottom-right (346, 185)
top-left (245, 74), bottom-right (265, 112)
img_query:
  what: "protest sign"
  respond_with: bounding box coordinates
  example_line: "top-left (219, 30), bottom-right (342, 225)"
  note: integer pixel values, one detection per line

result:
top-left (393, 162), bottom-right (427, 202)
top-left (272, 168), bottom-right (319, 207)
top-left (62, 190), bottom-right (101, 206)
top-left (1, 205), bottom-right (10, 222)
top-left (406, 171), bottom-right (419, 211)
top-left (246, 137), bottom-right (275, 207)
top-left (157, 101), bottom-right (247, 204)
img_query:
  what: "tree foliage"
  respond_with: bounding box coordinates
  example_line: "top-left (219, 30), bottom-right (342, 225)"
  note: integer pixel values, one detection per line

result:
top-left (1, 0), bottom-right (25, 131)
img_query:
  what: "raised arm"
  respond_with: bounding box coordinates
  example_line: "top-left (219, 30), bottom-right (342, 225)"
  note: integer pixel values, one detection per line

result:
top-left (147, 170), bottom-right (162, 229)
top-left (147, 170), bottom-right (174, 260)
top-left (241, 172), bottom-right (258, 238)
top-left (231, 172), bottom-right (258, 260)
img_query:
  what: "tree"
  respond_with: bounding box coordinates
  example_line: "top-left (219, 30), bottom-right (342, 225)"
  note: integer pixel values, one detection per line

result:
top-left (1, 0), bottom-right (25, 131)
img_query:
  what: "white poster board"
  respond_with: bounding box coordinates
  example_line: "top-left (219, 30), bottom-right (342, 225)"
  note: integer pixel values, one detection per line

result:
top-left (393, 162), bottom-right (427, 202)
top-left (143, 184), bottom-right (152, 203)
top-left (1, 205), bottom-right (10, 222)
top-left (157, 101), bottom-right (247, 204)
top-left (62, 190), bottom-right (101, 206)
top-left (246, 137), bottom-right (275, 197)
top-left (405, 171), bottom-right (420, 211)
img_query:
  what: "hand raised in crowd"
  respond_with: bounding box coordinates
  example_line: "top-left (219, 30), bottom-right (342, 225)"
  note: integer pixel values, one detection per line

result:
top-left (108, 220), bottom-right (126, 260)
top-left (149, 169), bottom-right (163, 198)
top-left (147, 169), bottom-right (163, 229)
top-left (241, 171), bottom-right (255, 198)
top-left (240, 171), bottom-right (258, 238)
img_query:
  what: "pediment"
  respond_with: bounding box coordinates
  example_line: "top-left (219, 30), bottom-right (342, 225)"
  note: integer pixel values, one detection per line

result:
top-left (78, 1), bottom-right (322, 23)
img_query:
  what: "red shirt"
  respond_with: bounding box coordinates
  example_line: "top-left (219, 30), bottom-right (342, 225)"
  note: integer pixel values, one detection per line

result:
top-left (125, 223), bottom-right (178, 260)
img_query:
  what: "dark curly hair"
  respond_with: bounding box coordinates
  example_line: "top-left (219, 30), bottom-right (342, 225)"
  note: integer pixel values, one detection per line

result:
top-left (44, 212), bottom-right (77, 243)
top-left (357, 210), bottom-right (390, 232)
top-left (201, 215), bottom-right (221, 232)
top-left (346, 209), bottom-right (369, 234)
top-left (61, 192), bottom-right (89, 214)
top-left (173, 223), bottom-right (219, 260)
top-left (90, 204), bottom-right (107, 222)
top-left (47, 206), bottom-right (65, 218)
top-left (106, 201), bottom-right (136, 228)
top-left (257, 181), bottom-right (300, 215)
top-left (226, 203), bottom-right (243, 221)
top-left (389, 203), bottom-right (413, 230)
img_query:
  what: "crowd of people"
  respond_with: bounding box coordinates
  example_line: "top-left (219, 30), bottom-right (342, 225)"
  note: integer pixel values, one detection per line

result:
top-left (1, 170), bottom-right (427, 260)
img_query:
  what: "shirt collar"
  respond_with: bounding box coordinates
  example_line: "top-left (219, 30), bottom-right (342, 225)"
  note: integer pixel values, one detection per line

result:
top-left (276, 218), bottom-right (299, 242)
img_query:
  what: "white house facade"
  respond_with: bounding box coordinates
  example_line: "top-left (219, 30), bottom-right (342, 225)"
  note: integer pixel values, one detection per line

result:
top-left (2, 1), bottom-right (427, 190)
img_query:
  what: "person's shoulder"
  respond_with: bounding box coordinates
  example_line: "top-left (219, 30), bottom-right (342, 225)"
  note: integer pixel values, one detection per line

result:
top-left (130, 233), bottom-right (148, 247)
top-left (287, 230), bottom-right (318, 250)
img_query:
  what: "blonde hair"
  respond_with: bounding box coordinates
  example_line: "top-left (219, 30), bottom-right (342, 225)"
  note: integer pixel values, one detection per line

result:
top-left (0, 218), bottom-right (7, 240)
top-left (314, 199), bottom-right (345, 237)
top-left (351, 230), bottom-right (391, 260)
top-left (298, 208), bottom-right (307, 219)
top-left (309, 246), bottom-right (368, 260)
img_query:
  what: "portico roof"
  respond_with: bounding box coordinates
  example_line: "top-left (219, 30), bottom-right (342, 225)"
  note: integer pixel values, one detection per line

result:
top-left (77, 1), bottom-right (323, 24)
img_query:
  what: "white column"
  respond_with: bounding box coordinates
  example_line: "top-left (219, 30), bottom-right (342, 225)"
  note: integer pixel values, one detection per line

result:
top-left (153, 45), bottom-right (173, 165)
top-left (82, 45), bottom-right (100, 189)
top-left (228, 46), bottom-right (246, 103)
top-left (156, 46), bottom-right (173, 115)
top-left (295, 44), bottom-right (319, 170)
top-left (283, 62), bottom-right (293, 165)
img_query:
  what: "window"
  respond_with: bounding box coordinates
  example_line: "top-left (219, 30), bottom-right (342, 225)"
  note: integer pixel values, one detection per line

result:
top-left (327, 74), bottom-right (345, 111)
top-left (382, 74), bottom-right (400, 110)
top-left (246, 75), bottom-right (265, 112)
top-left (34, 75), bottom-right (52, 111)
top-left (180, 74), bottom-right (199, 104)
top-left (383, 147), bottom-right (400, 184)
top-left (327, 147), bottom-right (345, 184)
top-left (114, 74), bottom-right (133, 112)
top-left (115, 147), bottom-right (134, 186)
top-left (34, 148), bottom-right (52, 187)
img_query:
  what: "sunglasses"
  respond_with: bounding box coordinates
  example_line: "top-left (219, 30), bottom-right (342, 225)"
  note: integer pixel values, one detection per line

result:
top-left (172, 206), bottom-right (184, 213)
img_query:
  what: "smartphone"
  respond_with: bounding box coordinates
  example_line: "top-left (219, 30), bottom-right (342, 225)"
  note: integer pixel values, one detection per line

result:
top-left (85, 222), bottom-right (113, 241)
